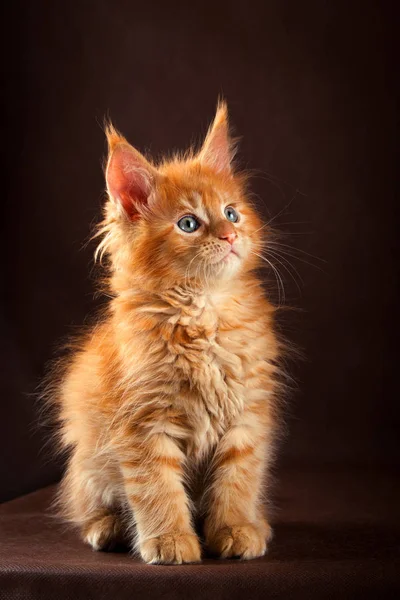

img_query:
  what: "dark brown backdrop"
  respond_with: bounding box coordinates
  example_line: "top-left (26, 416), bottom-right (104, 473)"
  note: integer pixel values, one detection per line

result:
top-left (2, 0), bottom-right (398, 503)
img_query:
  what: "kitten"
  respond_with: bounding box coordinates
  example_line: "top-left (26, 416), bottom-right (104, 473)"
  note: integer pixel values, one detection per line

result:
top-left (52, 102), bottom-right (280, 564)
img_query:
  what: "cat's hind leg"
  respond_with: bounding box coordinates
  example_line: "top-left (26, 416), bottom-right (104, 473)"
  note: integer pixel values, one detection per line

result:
top-left (81, 509), bottom-right (124, 551)
top-left (58, 447), bottom-right (126, 551)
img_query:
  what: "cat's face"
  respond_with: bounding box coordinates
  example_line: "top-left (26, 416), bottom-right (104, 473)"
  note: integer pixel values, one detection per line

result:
top-left (101, 103), bottom-right (263, 291)
top-left (134, 166), bottom-right (262, 287)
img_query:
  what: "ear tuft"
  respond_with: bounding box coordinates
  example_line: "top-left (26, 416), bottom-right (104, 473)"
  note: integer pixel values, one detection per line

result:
top-left (198, 100), bottom-right (235, 174)
top-left (105, 123), bottom-right (158, 219)
top-left (105, 121), bottom-right (127, 153)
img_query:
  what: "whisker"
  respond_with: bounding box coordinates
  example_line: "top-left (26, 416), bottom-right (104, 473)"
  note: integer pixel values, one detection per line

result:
top-left (184, 250), bottom-right (203, 292)
top-left (252, 171), bottom-right (308, 195)
top-left (265, 244), bottom-right (325, 271)
top-left (264, 249), bottom-right (303, 295)
top-left (274, 231), bottom-right (314, 236)
top-left (267, 241), bottom-right (326, 263)
top-left (266, 190), bottom-right (301, 228)
top-left (272, 221), bottom-right (312, 227)
top-left (251, 251), bottom-right (285, 306)
top-left (250, 222), bottom-right (271, 236)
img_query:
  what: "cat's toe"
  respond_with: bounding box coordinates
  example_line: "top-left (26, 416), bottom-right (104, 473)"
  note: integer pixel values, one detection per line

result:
top-left (83, 513), bottom-right (124, 551)
top-left (207, 521), bottom-right (272, 560)
top-left (140, 532), bottom-right (202, 564)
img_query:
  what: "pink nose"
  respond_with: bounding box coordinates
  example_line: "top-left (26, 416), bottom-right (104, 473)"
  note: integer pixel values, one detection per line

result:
top-left (219, 231), bottom-right (237, 245)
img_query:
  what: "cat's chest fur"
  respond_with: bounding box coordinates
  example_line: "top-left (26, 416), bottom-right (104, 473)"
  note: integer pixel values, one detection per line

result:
top-left (163, 292), bottom-right (252, 456)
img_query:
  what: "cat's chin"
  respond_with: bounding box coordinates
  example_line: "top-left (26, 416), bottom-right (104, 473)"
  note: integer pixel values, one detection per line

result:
top-left (213, 251), bottom-right (242, 280)
top-left (211, 247), bottom-right (240, 265)
top-left (223, 248), bottom-right (240, 261)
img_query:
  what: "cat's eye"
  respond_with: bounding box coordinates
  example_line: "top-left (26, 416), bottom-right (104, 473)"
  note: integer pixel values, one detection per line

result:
top-left (224, 206), bottom-right (239, 223)
top-left (177, 215), bottom-right (201, 233)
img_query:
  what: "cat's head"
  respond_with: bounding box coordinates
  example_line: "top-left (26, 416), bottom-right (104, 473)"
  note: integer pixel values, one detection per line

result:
top-left (98, 102), bottom-right (264, 293)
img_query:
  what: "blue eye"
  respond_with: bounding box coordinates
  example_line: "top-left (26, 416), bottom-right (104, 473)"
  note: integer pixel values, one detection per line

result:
top-left (224, 206), bottom-right (239, 223)
top-left (177, 215), bottom-right (200, 233)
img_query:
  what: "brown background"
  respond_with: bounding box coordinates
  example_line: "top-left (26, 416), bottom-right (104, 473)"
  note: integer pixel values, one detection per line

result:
top-left (2, 0), bottom-right (398, 503)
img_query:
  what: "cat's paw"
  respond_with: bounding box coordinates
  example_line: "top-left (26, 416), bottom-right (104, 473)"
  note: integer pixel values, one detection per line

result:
top-left (83, 513), bottom-right (124, 551)
top-left (206, 521), bottom-right (272, 560)
top-left (140, 532), bottom-right (202, 564)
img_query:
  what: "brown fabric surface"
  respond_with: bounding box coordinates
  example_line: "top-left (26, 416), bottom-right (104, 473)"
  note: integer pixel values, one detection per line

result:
top-left (1, 469), bottom-right (399, 599)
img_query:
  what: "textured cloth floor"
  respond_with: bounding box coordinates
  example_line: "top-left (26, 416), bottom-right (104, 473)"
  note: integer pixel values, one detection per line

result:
top-left (0, 468), bottom-right (399, 599)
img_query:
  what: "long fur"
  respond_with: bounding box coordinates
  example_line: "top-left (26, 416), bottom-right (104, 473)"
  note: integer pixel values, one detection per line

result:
top-left (45, 102), bottom-right (283, 564)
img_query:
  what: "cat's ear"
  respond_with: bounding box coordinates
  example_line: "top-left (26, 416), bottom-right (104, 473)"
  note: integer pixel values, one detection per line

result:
top-left (198, 101), bottom-right (235, 174)
top-left (105, 124), bottom-right (159, 219)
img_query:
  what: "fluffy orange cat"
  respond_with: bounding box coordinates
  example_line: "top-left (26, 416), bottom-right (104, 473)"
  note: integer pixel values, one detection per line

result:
top-left (52, 102), bottom-right (280, 564)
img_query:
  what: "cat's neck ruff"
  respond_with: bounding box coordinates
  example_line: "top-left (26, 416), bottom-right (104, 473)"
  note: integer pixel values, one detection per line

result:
top-left (115, 279), bottom-right (241, 314)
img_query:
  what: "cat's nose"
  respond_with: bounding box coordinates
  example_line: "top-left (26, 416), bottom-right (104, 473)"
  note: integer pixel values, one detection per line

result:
top-left (220, 231), bottom-right (237, 245)
top-left (214, 221), bottom-right (238, 245)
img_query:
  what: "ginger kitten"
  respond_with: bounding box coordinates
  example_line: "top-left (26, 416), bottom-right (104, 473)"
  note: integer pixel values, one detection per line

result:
top-left (52, 102), bottom-right (280, 564)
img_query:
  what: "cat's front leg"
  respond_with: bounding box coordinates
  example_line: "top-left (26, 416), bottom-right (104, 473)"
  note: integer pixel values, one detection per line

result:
top-left (118, 432), bottom-right (201, 564)
top-left (203, 410), bottom-right (273, 560)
